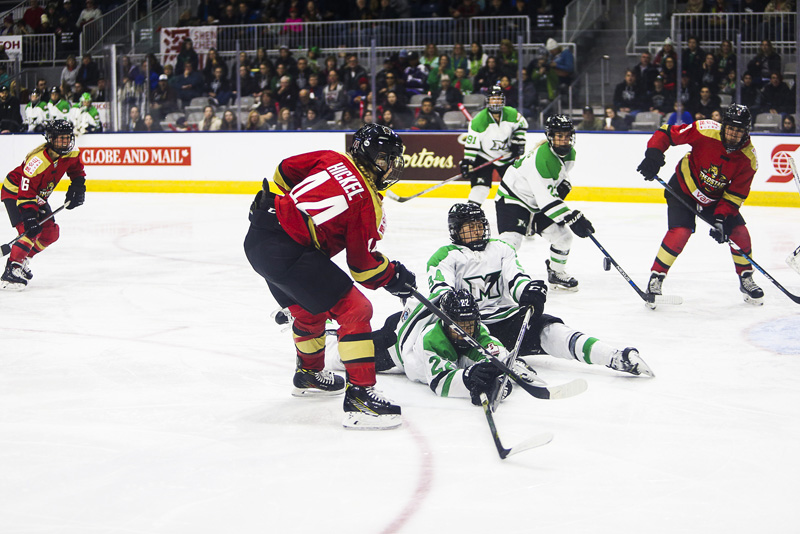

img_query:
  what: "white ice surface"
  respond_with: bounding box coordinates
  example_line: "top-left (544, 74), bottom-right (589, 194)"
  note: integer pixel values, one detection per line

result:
top-left (2, 193), bottom-right (799, 534)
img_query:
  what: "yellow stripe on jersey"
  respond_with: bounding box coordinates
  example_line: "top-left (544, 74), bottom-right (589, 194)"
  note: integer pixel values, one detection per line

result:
top-left (656, 246), bottom-right (679, 268)
top-left (272, 165), bottom-right (290, 192)
top-left (293, 333), bottom-right (325, 355)
top-left (350, 252), bottom-right (389, 283)
top-left (2, 177), bottom-right (19, 194)
top-left (732, 254), bottom-right (751, 267)
top-left (722, 189), bottom-right (746, 207)
top-left (343, 153), bottom-right (384, 237)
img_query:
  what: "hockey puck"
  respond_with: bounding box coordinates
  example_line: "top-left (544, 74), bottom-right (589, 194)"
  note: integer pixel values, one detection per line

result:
top-left (602, 257), bottom-right (611, 271)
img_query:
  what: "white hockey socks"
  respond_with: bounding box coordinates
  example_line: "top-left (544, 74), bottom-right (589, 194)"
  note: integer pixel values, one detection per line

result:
top-left (539, 322), bottom-right (616, 367)
top-left (467, 185), bottom-right (490, 205)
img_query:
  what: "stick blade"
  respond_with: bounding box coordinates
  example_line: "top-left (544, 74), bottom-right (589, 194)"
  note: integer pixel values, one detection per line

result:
top-left (1, 243), bottom-right (10, 256)
top-left (654, 294), bottom-right (683, 305)
top-left (787, 245), bottom-right (800, 275)
top-left (546, 378), bottom-right (588, 400)
top-left (502, 432), bottom-right (555, 459)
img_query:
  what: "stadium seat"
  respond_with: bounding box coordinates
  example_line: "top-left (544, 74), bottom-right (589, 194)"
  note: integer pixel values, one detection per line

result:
top-left (442, 110), bottom-right (466, 129)
top-left (408, 94), bottom-right (426, 109)
top-left (631, 111), bottom-right (661, 131)
top-left (752, 113), bottom-right (782, 132)
top-left (462, 93), bottom-right (485, 111)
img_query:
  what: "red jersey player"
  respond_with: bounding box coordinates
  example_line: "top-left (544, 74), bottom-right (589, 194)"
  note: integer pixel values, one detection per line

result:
top-left (244, 124), bottom-right (415, 430)
top-left (636, 104), bottom-right (762, 306)
top-left (1, 120), bottom-right (86, 290)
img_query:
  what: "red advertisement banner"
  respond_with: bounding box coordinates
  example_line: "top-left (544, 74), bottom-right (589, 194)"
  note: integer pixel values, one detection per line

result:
top-left (81, 147), bottom-right (192, 166)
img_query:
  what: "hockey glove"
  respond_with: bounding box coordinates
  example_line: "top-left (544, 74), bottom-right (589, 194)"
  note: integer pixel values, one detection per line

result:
top-left (22, 214), bottom-right (42, 237)
top-left (460, 159), bottom-right (474, 181)
top-left (564, 210), bottom-right (595, 238)
top-left (463, 361), bottom-right (503, 405)
top-left (556, 179), bottom-right (572, 200)
top-left (636, 147), bottom-right (665, 181)
top-left (510, 143), bottom-right (524, 159)
top-left (709, 215), bottom-right (734, 244)
top-left (383, 261), bottom-right (416, 299)
top-left (65, 181), bottom-right (86, 210)
top-left (374, 311), bottom-right (402, 350)
top-left (519, 280), bottom-right (547, 319)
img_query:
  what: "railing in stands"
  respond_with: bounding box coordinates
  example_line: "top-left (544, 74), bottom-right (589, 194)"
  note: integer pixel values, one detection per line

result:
top-left (80, 0), bottom-right (138, 56)
top-left (562, 0), bottom-right (606, 44)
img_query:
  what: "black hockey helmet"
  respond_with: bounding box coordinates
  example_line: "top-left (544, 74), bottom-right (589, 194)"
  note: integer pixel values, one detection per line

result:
top-left (720, 103), bottom-right (751, 152)
top-left (448, 203), bottom-right (490, 251)
top-left (440, 289), bottom-right (480, 349)
top-left (545, 114), bottom-right (576, 157)
top-left (44, 119), bottom-right (75, 155)
top-left (486, 84), bottom-right (505, 114)
top-left (349, 123), bottom-right (405, 190)
top-left (49, 85), bottom-right (61, 95)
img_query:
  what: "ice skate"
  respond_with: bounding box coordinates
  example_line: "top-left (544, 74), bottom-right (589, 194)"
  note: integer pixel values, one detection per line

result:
top-left (20, 258), bottom-right (33, 280)
top-left (1, 260), bottom-right (28, 291)
top-left (739, 271), bottom-right (764, 306)
top-left (608, 348), bottom-right (654, 377)
top-left (291, 367), bottom-right (346, 397)
top-left (645, 271), bottom-right (665, 310)
top-left (512, 358), bottom-right (546, 386)
top-left (342, 384), bottom-right (402, 430)
top-left (545, 259), bottom-right (578, 291)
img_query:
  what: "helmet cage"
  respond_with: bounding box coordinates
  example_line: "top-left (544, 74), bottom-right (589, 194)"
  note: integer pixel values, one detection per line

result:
top-left (720, 104), bottom-right (751, 152)
top-left (350, 124), bottom-right (405, 190)
top-left (545, 114), bottom-right (576, 157)
top-left (487, 85), bottom-right (505, 113)
top-left (44, 120), bottom-right (75, 155)
top-left (440, 289), bottom-right (481, 349)
top-left (448, 203), bottom-right (490, 251)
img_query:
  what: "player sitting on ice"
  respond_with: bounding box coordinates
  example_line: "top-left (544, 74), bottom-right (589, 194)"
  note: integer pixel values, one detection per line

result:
top-left (1, 119), bottom-right (86, 290)
top-left (495, 114), bottom-right (594, 291)
top-left (384, 203), bottom-right (653, 378)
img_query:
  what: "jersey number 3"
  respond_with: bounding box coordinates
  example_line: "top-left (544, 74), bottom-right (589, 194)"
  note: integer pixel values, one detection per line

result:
top-left (289, 170), bottom-right (348, 226)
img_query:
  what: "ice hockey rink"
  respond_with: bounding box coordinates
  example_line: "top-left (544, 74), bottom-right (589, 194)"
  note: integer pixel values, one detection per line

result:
top-left (2, 192), bottom-right (799, 534)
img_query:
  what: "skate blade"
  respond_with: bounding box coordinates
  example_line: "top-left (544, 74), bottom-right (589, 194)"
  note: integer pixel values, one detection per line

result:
top-left (742, 294), bottom-right (764, 306)
top-left (291, 387), bottom-right (345, 397)
top-left (342, 412), bottom-right (402, 430)
top-left (548, 283), bottom-right (579, 292)
top-left (0, 281), bottom-right (26, 291)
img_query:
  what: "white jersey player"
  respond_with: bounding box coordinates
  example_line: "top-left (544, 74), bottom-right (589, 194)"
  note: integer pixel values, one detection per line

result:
top-left (495, 114), bottom-right (595, 291)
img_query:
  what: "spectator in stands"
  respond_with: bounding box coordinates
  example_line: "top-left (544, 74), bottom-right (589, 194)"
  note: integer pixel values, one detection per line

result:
top-left (275, 74), bottom-right (298, 110)
top-left (698, 54), bottom-right (722, 94)
top-left (307, 72), bottom-right (324, 100)
top-left (739, 72), bottom-right (763, 114)
top-left (322, 55), bottom-right (338, 81)
top-left (518, 67), bottom-right (537, 120)
top-left (143, 113), bottom-right (163, 132)
top-left (708, 0), bottom-right (733, 28)
top-left (602, 106), bottom-right (628, 131)
top-left (276, 45), bottom-right (298, 76)
top-left (677, 70), bottom-right (698, 109)
top-left (348, 77), bottom-right (370, 111)
top-left (236, 1), bottom-right (258, 25)
top-left (301, 108), bottom-right (326, 130)
top-left (428, 55), bottom-right (455, 93)
top-left (253, 61), bottom-right (276, 97)
top-left (274, 106), bottom-right (296, 130)
top-left (781, 115), bottom-right (796, 133)
top-left (295, 87), bottom-right (331, 125)
top-left (497, 39), bottom-right (519, 78)
top-left (60, 55), bottom-right (79, 92)
top-left (255, 91), bottom-right (278, 121)
top-left (474, 56), bottom-right (501, 94)
top-left (135, 57), bottom-right (160, 92)
top-left (653, 37), bottom-right (677, 67)
top-left (120, 55), bottom-right (139, 83)
top-left (431, 74), bottom-right (463, 116)
top-left (659, 55), bottom-right (678, 92)
top-left (576, 105), bottom-right (604, 131)
top-left (206, 66), bottom-right (232, 106)
top-left (295, 57), bottom-right (313, 90)
top-left (175, 62), bottom-right (204, 107)
top-left (151, 74), bottom-right (178, 119)
top-left (244, 109), bottom-right (266, 130)
top-left (218, 3), bottom-right (236, 25)
top-left (0, 84), bottom-right (22, 133)
top-left (760, 72), bottom-right (794, 115)
top-left (665, 100), bottom-right (693, 126)
top-left (682, 36), bottom-right (705, 83)
top-left (339, 54), bottom-right (368, 93)
top-left (62, 0), bottom-right (79, 26)
top-left (76, 0), bottom-right (102, 29)
top-left (23, 0), bottom-right (44, 33)
top-left (403, 51), bottom-right (428, 97)
top-left (39, 13), bottom-right (54, 35)
top-left (377, 71), bottom-right (405, 106)
top-left (196, 0), bottom-right (220, 25)
top-left (416, 97), bottom-right (446, 130)
top-left (1, 14), bottom-right (14, 36)
top-left (747, 40), bottom-right (782, 88)
top-left (719, 69), bottom-right (737, 97)
top-left (497, 74), bottom-right (518, 108)
top-left (420, 43), bottom-right (440, 74)
top-left (0, 63), bottom-right (9, 89)
top-left (323, 69), bottom-right (348, 112)
top-left (303, 1), bottom-right (325, 22)
top-left (613, 69), bottom-right (645, 115)
top-left (453, 66), bottom-right (474, 96)
top-left (739, 0), bottom-right (764, 40)
top-left (175, 38), bottom-right (199, 74)
top-left (451, 43), bottom-right (468, 73)
top-left (69, 81), bottom-right (87, 103)
top-left (336, 107), bottom-right (362, 130)
top-left (762, 0), bottom-right (795, 40)
top-left (646, 75), bottom-right (674, 116)
top-left (272, 63), bottom-right (291, 92)
top-left (632, 51), bottom-right (658, 93)
top-left (715, 40), bottom-right (736, 77)
top-left (545, 38), bottom-right (574, 87)
top-left (202, 48), bottom-right (228, 84)
top-left (163, 64), bottom-right (175, 83)
top-left (233, 64), bottom-right (258, 100)
top-left (683, 0), bottom-right (705, 12)
top-left (76, 53), bottom-right (99, 88)
top-left (467, 42), bottom-right (488, 77)
top-left (381, 90), bottom-right (414, 127)
top-left (483, 0), bottom-right (510, 17)
top-left (378, 108), bottom-right (400, 130)
top-left (689, 85), bottom-right (721, 120)
top-left (125, 105), bottom-right (146, 131)
top-left (220, 109), bottom-right (238, 131)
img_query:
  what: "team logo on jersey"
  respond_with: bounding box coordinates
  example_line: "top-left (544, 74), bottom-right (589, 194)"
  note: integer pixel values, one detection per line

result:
top-left (698, 164), bottom-right (727, 190)
top-left (23, 156), bottom-right (44, 176)
top-left (766, 144), bottom-right (799, 183)
top-left (491, 140), bottom-right (509, 151)
top-left (486, 343), bottom-right (500, 356)
top-left (464, 271), bottom-right (502, 300)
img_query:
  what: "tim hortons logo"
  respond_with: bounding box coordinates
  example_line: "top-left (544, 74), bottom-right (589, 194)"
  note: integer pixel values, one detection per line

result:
top-left (767, 144), bottom-right (799, 183)
top-left (402, 148), bottom-right (455, 169)
top-left (80, 147), bottom-right (192, 166)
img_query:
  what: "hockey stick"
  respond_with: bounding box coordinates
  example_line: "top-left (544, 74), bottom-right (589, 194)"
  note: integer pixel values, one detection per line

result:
top-left (587, 234), bottom-right (683, 306)
top-left (490, 306), bottom-right (533, 412)
top-left (790, 156), bottom-right (800, 195)
top-left (407, 286), bottom-right (588, 400)
top-left (479, 391), bottom-right (554, 460)
top-left (785, 157), bottom-right (800, 275)
top-left (1, 203), bottom-right (67, 257)
top-left (654, 176), bottom-right (800, 305)
top-left (385, 156), bottom-right (503, 203)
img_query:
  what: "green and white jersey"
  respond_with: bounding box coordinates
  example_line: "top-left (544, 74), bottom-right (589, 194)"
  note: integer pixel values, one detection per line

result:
top-left (426, 239), bottom-right (532, 324)
top-left (464, 107), bottom-right (528, 166)
top-left (23, 101), bottom-right (48, 132)
top-left (496, 140), bottom-right (576, 223)
top-left (47, 99), bottom-right (72, 121)
top-left (69, 104), bottom-right (101, 134)
top-left (393, 297), bottom-right (507, 398)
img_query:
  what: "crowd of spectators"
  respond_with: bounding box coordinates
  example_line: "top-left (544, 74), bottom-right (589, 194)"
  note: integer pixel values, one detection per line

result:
top-left (577, 35), bottom-right (796, 133)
